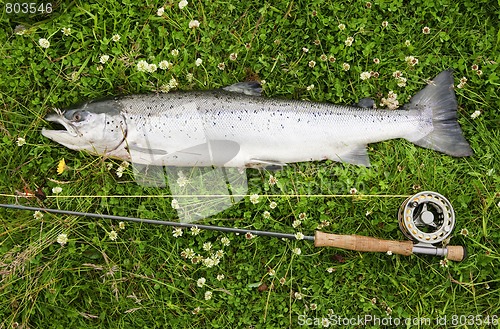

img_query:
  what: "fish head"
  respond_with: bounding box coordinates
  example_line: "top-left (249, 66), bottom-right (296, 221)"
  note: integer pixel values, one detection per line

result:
top-left (41, 100), bottom-right (126, 155)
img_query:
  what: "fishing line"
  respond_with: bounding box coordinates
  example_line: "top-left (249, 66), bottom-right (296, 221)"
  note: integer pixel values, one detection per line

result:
top-left (0, 193), bottom-right (411, 199)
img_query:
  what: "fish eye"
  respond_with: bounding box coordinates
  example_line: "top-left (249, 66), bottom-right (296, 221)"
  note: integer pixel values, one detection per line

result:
top-left (73, 113), bottom-right (81, 121)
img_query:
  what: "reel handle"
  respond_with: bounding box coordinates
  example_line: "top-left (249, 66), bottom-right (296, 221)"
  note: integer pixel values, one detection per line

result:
top-left (314, 231), bottom-right (466, 262)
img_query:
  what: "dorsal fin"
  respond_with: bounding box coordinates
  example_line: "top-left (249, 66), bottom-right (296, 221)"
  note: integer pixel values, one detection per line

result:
top-left (222, 82), bottom-right (262, 96)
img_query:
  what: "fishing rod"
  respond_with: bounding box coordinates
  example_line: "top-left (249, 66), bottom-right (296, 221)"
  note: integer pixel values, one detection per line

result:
top-left (0, 191), bottom-right (466, 261)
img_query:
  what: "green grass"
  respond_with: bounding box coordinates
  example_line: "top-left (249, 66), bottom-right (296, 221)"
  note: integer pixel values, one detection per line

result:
top-left (1, 0), bottom-right (499, 327)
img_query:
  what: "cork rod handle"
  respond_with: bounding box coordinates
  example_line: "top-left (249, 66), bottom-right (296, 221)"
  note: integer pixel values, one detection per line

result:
top-left (314, 231), bottom-right (466, 261)
top-left (314, 231), bottom-right (414, 256)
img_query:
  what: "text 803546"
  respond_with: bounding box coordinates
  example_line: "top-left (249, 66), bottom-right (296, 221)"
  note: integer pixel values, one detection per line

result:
top-left (5, 3), bottom-right (52, 14)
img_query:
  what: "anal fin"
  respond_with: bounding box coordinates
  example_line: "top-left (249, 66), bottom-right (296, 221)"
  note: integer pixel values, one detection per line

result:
top-left (335, 146), bottom-right (371, 167)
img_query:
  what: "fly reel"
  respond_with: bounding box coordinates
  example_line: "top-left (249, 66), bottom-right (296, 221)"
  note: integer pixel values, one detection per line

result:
top-left (398, 191), bottom-right (455, 245)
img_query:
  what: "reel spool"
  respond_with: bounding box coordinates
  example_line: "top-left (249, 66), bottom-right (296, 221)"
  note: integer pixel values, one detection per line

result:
top-left (398, 191), bottom-right (455, 245)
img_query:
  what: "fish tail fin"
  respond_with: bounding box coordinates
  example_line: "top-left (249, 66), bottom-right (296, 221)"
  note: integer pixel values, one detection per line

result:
top-left (407, 70), bottom-right (473, 157)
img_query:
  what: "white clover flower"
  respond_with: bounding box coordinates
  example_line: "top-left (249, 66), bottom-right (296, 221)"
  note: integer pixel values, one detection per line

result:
top-left (405, 40), bottom-right (411, 47)
top-left (298, 212), bottom-right (307, 220)
top-left (172, 227), bottom-right (183, 237)
top-left (189, 20), bottom-right (200, 29)
top-left (176, 173), bottom-right (189, 187)
top-left (96, 64), bottom-right (103, 71)
top-left (61, 27), bottom-right (71, 36)
top-left (99, 55), bottom-right (110, 64)
top-left (136, 60), bottom-right (149, 72)
top-left (306, 84), bottom-right (315, 91)
top-left (405, 56), bottom-right (418, 66)
top-left (269, 201), bottom-right (277, 209)
top-left (292, 248), bottom-right (302, 255)
top-left (245, 232), bottom-right (255, 240)
top-left (171, 49), bottom-right (179, 56)
top-left (217, 62), bottom-right (225, 70)
top-left (249, 194), bottom-right (259, 204)
top-left (380, 91), bottom-right (399, 110)
top-left (294, 232), bottom-right (305, 240)
top-left (392, 70), bottom-right (402, 78)
top-left (397, 77), bottom-right (407, 87)
top-left (439, 259), bottom-right (448, 268)
top-left (342, 63), bottom-right (350, 71)
top-left (326, 267), bottom-right (335, 273)
top-left (203, 242), bottom-right (212, 251)
top-left (57, 233), bottom-right (68, 246)
top-left (38, 38), bottom-right (50, 49)
top-left (195, 58), bottom-right (203, 66)
top-left (294, 291), bottom-right (304, 299)
top-left (147, 63), bottom-right (157, 73)
top-left (197, 277), bottom-right (206, 287)
top-left (460, 228), bottom-right (469, 236)
top-left (33, 211), bottom-right (44, 219)
top-left (268, 269), bottom-right (276, 276)
top-left (360, 72), bottom-right (371, 80)
top-left (308, 60), bottom-right (316, 68)
top-left (158, 60), bottom-right (170, 70)
top-left (157, 7), bottom-right (165, 16)
top-left (202, 257), bottom-right (216, 268)
top-left (338, 23), bottom-right (346, 30)
top-left (204, 291), bottom-right (213, 300)
top-left (470, 110), bottom-right (481, 119)
top-left (217, 274), bottom-right (225, 281)
top-left (160, 84), bottom-right (170, 93)
top-left (52, 186), bottom-right (62, 194)
top-left (180, 248), bottom-right (195, 259)
top-left (386, 250), bottom-right (393, 255)
top-left (382, 21), bottom-right (389, 28)
top-left (116, 166), bottom-right (124, 178)
top-left (191, 226), bottom-right (201, 235)
top-left (214, 250), bottom-right (224, 259)
top-left (268, 175), bottom-right (277, 186)
top-left (178, 0), bottom-right (188, 9)
top-left (344, 36), bottom-right (354, 46)
top-left (292, 220), bottom-right (302, 228)
top-left (16, 137), bottom-right (26, 146)
top-left (119, 222), bottom-right (125, 230)
top-left (422, 26), bottom-right (431, 34)
top-left (108, 230), bottom-right (118, 241)
top-left (168, 77), bottom-right (178, 89)
top-left (112, 34), bottom-right (120, 42)
top-left (186, 73), bottom-right (194, 82)
top-left (221, 237), bottom-right (230, 246)
top-left (171, 199), bottom-right (180, 209)
top-left (229, 53), bottom-right (238, 61)
top-left (302, 47), bottom-right (309, 53)
top-left (350, 187), bottom-right (358, 194)
top-left (263, 211), bottom-right (271, 219)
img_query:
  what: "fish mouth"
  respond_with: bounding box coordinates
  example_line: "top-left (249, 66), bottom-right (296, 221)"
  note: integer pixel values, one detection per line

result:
top-left (41, 114), bottom-right (78, 138)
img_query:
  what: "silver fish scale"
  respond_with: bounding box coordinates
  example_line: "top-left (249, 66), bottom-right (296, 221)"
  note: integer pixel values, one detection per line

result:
top-left (116, 90), bottom-right (424, 166)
